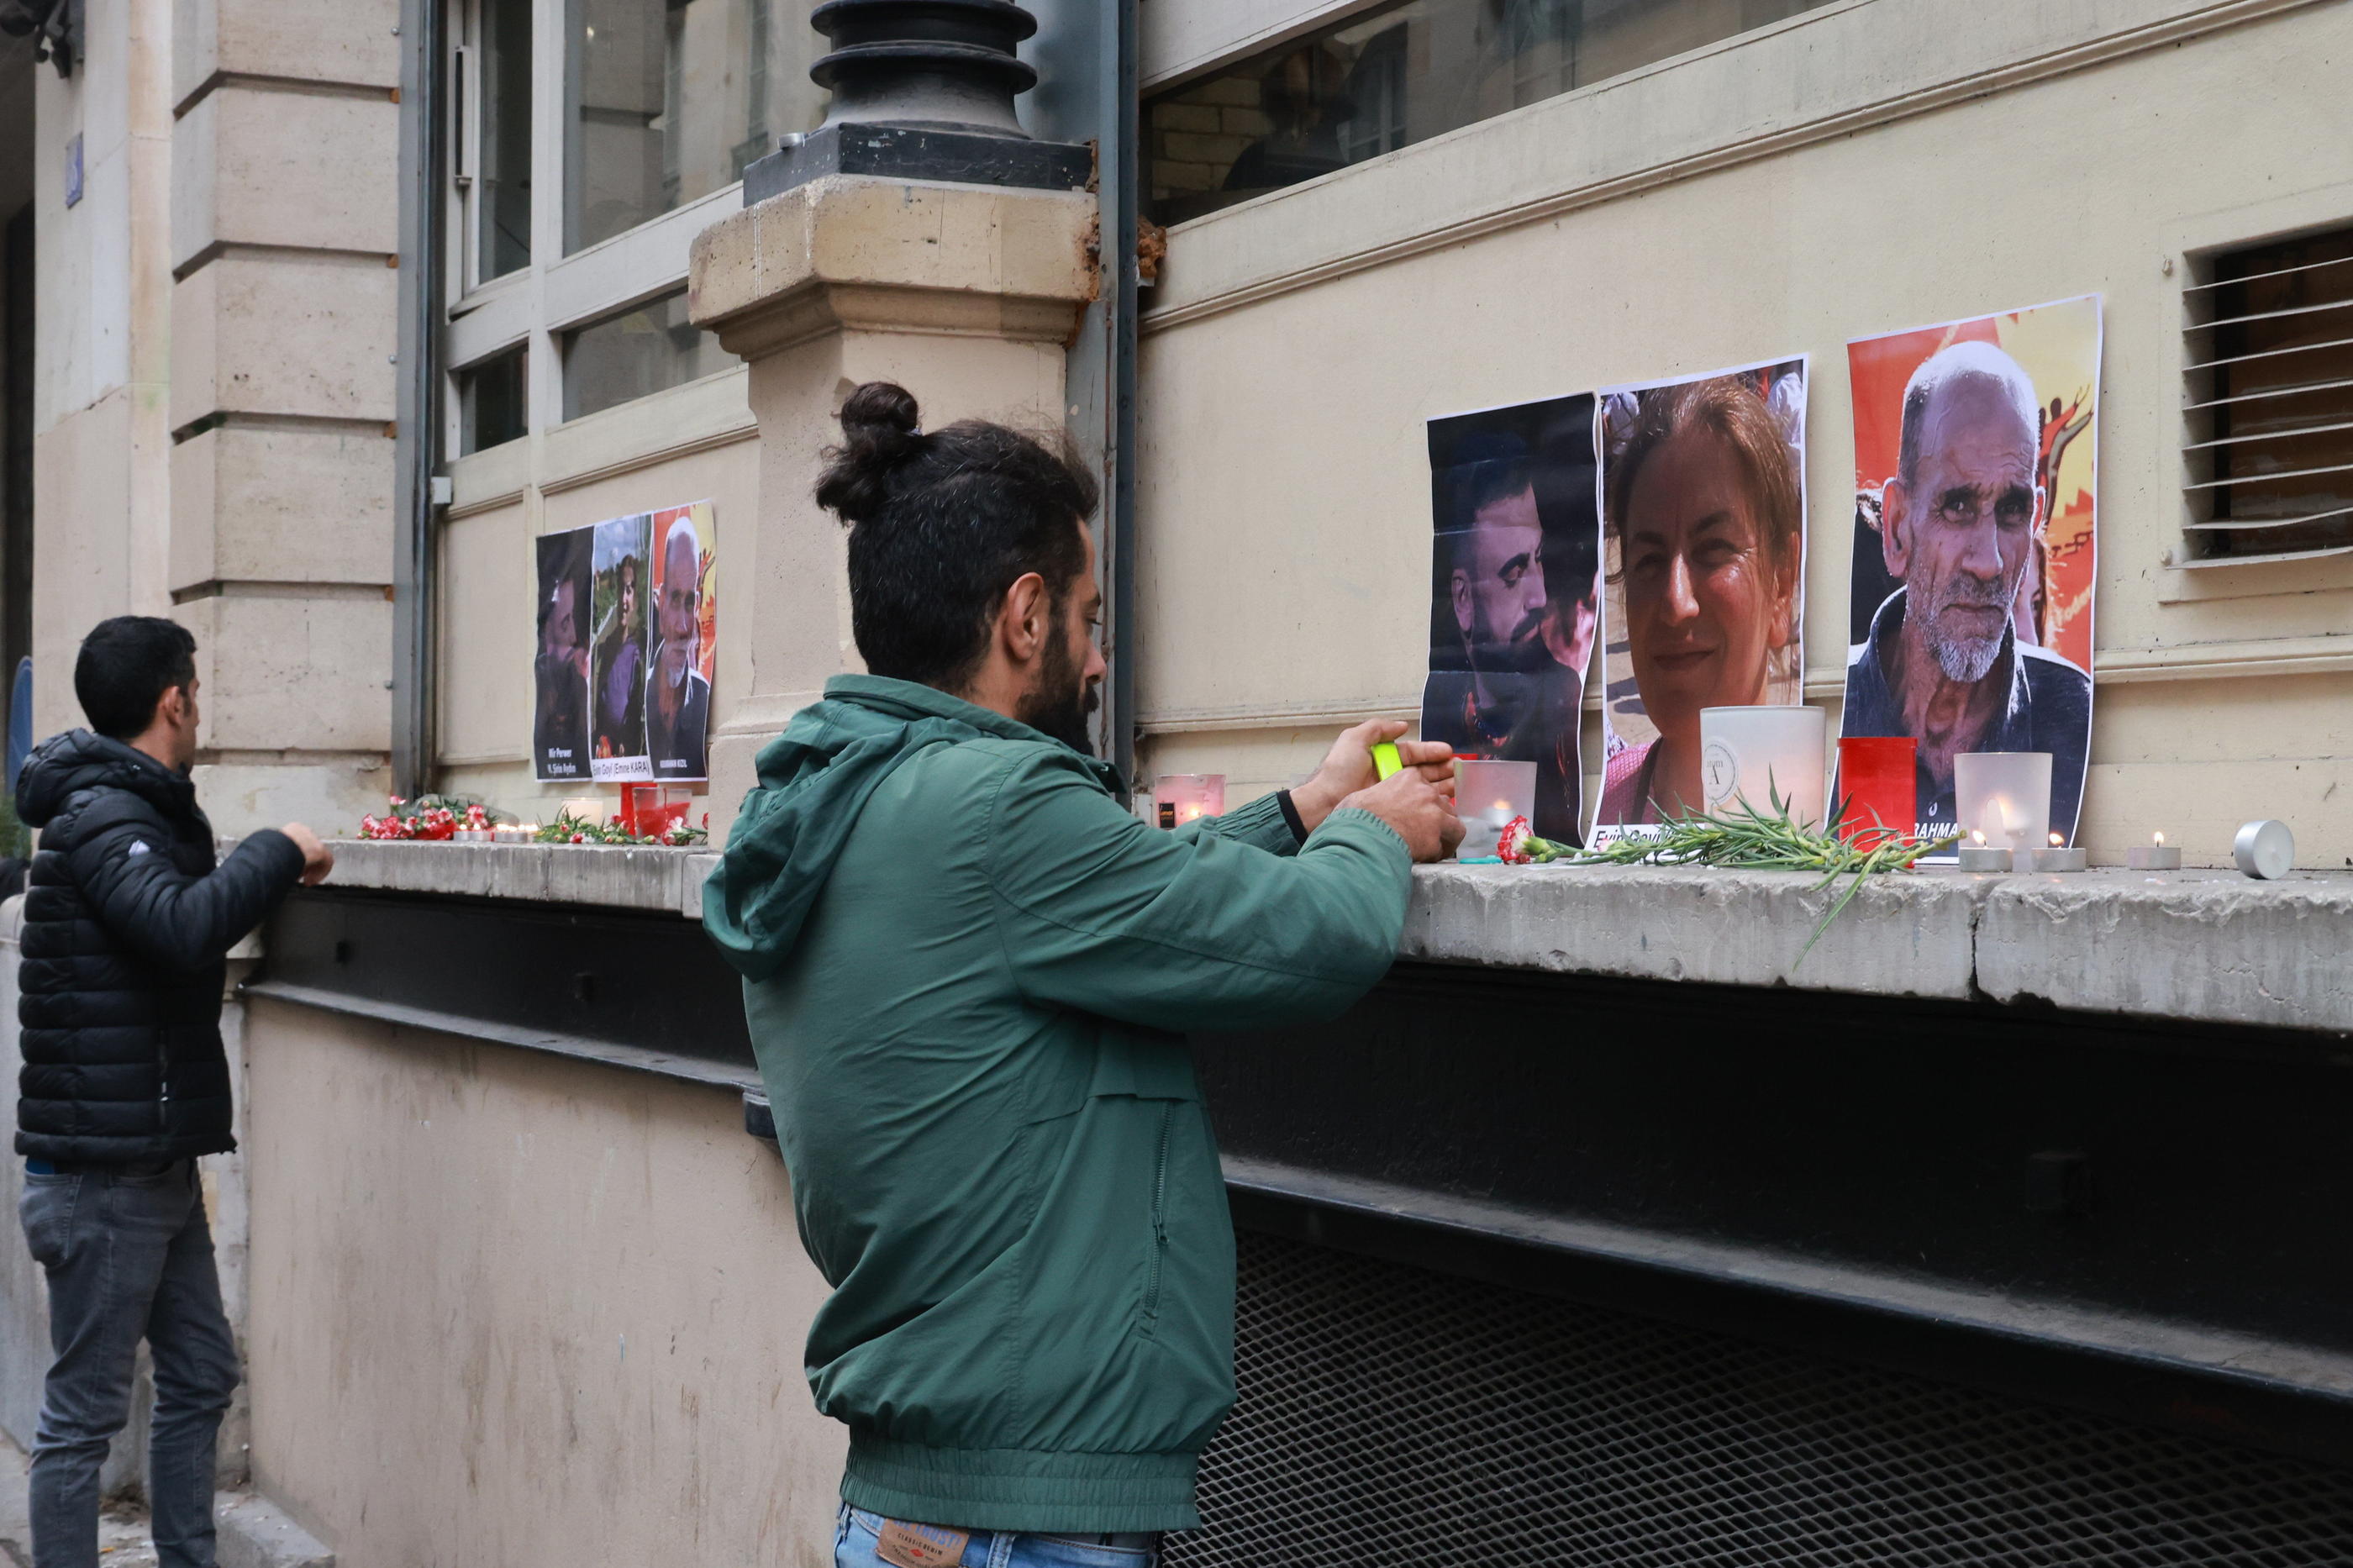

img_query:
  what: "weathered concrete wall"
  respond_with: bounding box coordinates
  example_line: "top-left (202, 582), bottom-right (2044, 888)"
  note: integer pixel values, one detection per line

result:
top-left (1135, 0), bottom-right (2353, 869)
top-left (240, 999), bottom-right (845, 1568)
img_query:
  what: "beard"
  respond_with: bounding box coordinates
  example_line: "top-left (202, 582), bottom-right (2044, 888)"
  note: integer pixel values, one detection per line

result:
top-left (1016, 623), bottom-right (1101, 755)
top-left (1919, 582), bottom-right (2009, 683)
top-left (1467, 603), bottom-right (1556, 676)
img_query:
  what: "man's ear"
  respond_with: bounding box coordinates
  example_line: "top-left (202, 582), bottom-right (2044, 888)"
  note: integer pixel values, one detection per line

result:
top-left (1451, 568), bottom-right (1473, 636)
top-left (1880, 480), bottom-right (1912, 578)
top-left (998, 572), bottom-right (1050, 664)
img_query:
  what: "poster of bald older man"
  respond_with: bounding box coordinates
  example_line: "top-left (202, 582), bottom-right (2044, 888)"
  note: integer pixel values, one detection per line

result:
top-left (1841, 297), bottom-right (2101, 849)
top-left (645, 500), bottom-right (718, 781)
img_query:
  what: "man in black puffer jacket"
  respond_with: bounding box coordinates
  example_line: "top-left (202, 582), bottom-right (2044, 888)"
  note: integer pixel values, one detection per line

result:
top-left (14, 616), bottom-right (331, 1568)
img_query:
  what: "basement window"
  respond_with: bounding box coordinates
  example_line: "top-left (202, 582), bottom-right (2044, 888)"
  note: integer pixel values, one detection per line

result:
top-left (2181, 223), bottom-right (2353, 566)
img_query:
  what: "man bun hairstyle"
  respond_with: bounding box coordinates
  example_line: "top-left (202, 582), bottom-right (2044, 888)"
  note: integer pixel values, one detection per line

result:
top-left (815, 381), bottom-right (1098, 692)
top-left (75, 615), bottom-right (198, 741)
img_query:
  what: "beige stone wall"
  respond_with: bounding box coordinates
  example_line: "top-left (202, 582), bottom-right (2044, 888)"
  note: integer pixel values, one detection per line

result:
top-left (167, 0), bottom-right (401, 834)
top-left (29, 0), bottom-right (176, 739)
top-left (1134, 0), bottom-right (2353, 869)
top-left (241, 999), bottom-right (846, 1568)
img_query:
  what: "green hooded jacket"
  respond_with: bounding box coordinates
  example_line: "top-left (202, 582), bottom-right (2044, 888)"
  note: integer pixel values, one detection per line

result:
top-left (704, 676), bottom-right (1411, 1533)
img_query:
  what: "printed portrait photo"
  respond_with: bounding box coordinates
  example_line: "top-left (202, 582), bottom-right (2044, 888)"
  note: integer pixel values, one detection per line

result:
top-left (589, 513), bottom-right (653, 781)
top-left (531, 527), bottom-right (594, 783)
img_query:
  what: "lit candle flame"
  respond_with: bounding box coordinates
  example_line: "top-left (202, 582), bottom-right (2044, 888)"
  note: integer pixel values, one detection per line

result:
top-left (2154, 830), bottom-right (2166, 847)
top-left (1971, 829), bottom-right (1987, 847)
top-left (2049, 833), bottom-right (2064, 848)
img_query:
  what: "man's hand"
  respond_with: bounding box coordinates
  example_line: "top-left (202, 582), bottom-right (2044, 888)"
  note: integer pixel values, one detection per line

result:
top-left (1290, 718), bottom-right (1456, 836)
top-left (1335, 770), bottom-right (1463, 864)
top-left (281, 823), bottom-right (334, 886)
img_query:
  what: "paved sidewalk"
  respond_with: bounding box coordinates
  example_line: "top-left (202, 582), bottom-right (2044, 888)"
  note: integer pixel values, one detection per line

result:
top-left (0, 1434), bottom-right (159, 1568)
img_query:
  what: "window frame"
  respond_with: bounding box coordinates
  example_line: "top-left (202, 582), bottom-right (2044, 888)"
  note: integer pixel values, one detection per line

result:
top-left (440, 0), bottom-right (794, 468)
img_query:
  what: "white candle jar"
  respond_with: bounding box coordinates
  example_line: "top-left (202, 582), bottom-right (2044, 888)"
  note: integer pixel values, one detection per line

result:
top-left (1954, 753), bottom-right (2051, 855)
top-left (1456, 758), bottom-right (1537, 859)
top-left (1698, 706), bottom-right (1827, 829)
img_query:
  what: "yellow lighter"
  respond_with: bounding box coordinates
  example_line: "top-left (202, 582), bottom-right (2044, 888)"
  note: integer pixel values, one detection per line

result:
top-left (1371, 741), bottom-right (1403, 781)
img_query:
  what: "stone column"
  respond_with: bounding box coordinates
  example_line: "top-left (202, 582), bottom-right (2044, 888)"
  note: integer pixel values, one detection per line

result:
top-left (685, 175), bottom-right (1094, 828)
top-left (168, 0), bottom-right (403, 834)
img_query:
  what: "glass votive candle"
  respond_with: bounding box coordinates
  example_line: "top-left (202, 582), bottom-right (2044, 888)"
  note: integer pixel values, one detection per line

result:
top-left (1835, 736), bottom-right (1917, 845)
top-left (1455, 758), bottom-right (1538, 859)
top-left (1151, 774), bottom-right (1225, 829)
top-left (1954, 753), bottom-right (2050, 855)
top-left (560, 797), bottom-right (608, 827)
top-left (1698, 705), bottom-right (1827, 828)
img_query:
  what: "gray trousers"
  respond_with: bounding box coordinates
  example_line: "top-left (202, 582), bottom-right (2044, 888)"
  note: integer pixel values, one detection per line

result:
top-left (17, 1160), bottom-right (240, 1568)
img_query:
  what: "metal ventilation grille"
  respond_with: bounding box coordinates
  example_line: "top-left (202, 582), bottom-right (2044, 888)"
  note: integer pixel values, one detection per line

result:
top-left (2182, 224), bottom-right (2353, 565)
top-left (1166, 1231), bottom-right (2353, 1567)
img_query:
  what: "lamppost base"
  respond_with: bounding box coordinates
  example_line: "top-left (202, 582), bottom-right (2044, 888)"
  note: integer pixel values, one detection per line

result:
top-left (744, 123), bottom-right (1092, 206)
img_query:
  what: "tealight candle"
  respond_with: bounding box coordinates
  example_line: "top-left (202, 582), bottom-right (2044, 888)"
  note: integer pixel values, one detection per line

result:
top-left (492, 823), bottom-right (536, 845)
top-left (452, 828), bottom-right (494, 844)
top-left (2124, 831), bottom-right (2180, 871)
top-left (2029, 832), bottom-right (2086, 872)
top-left (1957, 830), bottom-right (2013, 873)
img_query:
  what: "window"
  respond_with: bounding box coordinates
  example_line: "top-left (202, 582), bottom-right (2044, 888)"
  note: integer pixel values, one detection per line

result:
top-left (463, 0), bottom-right (533, 283)
top-left (2183, 224), bottom-right (2353, 564)
top-left (564, 0), bottom-right (824, 254)
top-left (562, 291), bottom-right (731, 420)
top-left (1145, 0), bottom-right (1836, 225)
top-left (458, 346), bottom-right (529, 454)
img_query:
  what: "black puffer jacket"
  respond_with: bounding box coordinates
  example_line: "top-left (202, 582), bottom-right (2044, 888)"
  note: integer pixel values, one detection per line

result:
top-left (14, 730), bottom-right (304, 1162)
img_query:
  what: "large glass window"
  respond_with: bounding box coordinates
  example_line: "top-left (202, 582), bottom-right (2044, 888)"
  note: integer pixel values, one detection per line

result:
top-left (1147, 0), bottom-right (1835, 224)
top-left (562, 291), bottom-right (731, 419)
top-left (476, 0), bottom-right (534, 281)
top-left (564, 0), bottom-right (827, 254)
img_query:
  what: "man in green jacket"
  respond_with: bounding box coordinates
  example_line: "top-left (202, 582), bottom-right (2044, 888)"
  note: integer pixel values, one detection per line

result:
top-left (706, 383), bottom-right (1461, 1568)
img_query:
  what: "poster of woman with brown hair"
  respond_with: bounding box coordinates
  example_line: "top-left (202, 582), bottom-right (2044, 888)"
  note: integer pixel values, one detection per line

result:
top-left (1593, 359), bottom-right (1809, 839)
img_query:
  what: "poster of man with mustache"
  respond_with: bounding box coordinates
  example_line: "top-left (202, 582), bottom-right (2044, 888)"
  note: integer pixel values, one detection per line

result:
top-left (1840, 297), bottom-right (2100, 850)
top-left (1420, 393), bottom-right (1603, 849)
top-left (1592, 358), bottom-right (1809, 840)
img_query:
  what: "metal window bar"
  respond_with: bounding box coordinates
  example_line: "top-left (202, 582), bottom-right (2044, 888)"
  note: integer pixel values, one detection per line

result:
top-left (2184, 503), bottom-right (2353, 530)
top-left (2182, 374), bottom-right (2353, 413)
top-left (2182, 295), bottom-right (2353, 332)
top-left (2183, 332), bottom-right (2353, 375)
top-left (2183, 417), bottom-right (2353, 451)
top-left (2184, 459), bottom-right (2353, 492)
top-left (2183, 250), bottom-right (2353, 293)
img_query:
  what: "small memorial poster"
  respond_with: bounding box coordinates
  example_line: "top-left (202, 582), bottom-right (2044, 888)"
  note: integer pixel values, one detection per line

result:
top-left (1420, 393), bottom-right (1604, 849)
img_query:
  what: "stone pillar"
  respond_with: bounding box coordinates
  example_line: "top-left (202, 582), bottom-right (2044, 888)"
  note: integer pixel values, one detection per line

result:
top-left (685, 175), bottom-right (1094, 829)
top-left (168, 0), bottom-right (403, 834)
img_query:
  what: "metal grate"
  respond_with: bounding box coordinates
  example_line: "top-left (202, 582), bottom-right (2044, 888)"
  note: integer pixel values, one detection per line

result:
top-left (2182, 224), bottom-right (2353, 566)
top-left (1166, 1230), bottom-right (2353, 1567)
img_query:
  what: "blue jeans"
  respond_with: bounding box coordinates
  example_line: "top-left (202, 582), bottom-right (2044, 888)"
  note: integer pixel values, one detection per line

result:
top-left (18, 1160), bottom-right (240, 1568)
top-left (836, 1504), bottom-right (1160, 1568)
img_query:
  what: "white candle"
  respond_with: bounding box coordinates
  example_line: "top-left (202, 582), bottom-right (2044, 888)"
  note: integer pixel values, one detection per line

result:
top-left (2233, 819), bottom-right (2293, 880)
top-left (2029, 832), bottom-right (2086, 872)
top-left (1958, 829), bottom-right (2013, 872)
top-left (2124, 831), bottom-right (2181, 871)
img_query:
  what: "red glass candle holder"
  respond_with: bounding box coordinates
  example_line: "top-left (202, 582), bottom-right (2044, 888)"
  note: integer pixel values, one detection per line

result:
top-left (1835, 737), bottom-right (1917, 846)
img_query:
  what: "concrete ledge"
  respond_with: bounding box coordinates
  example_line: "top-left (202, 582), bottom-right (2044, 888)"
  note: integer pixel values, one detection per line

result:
top-left (1403, 862), bottom-right (1993, 1001)
top-left (324, 841), bottom-right (713, 918)
top-left (315, 844), bottom-right (2353, 1035)
top-left (217, 1492), bottom-right (334, 1568)
top-left (1979, 869), bottom-right (2353, 1034)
